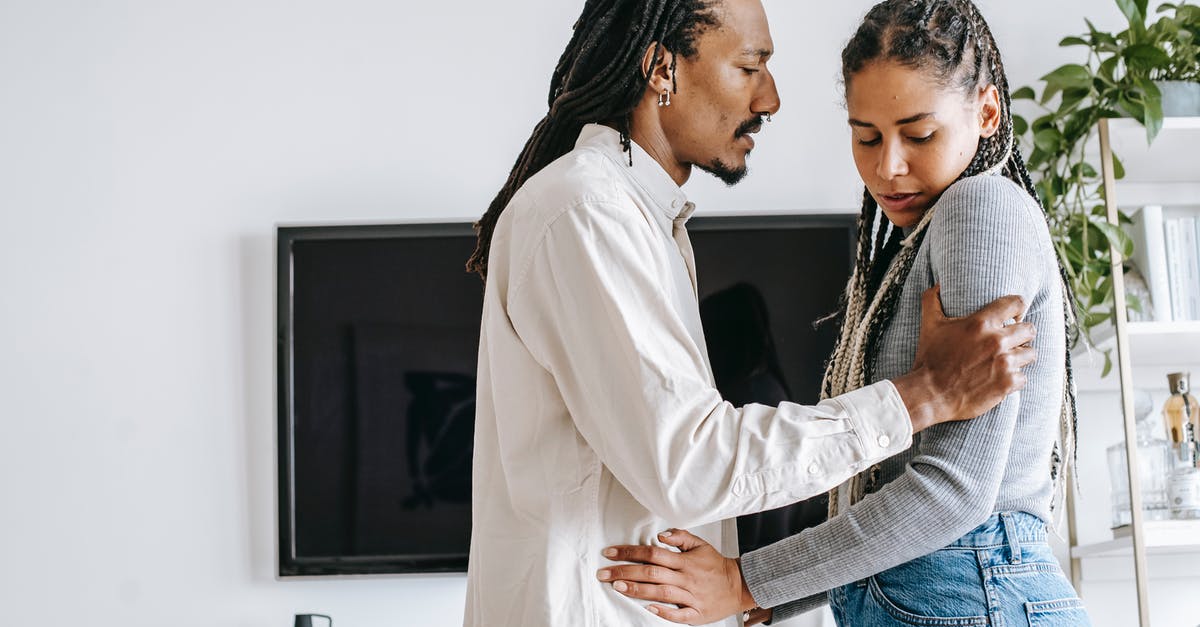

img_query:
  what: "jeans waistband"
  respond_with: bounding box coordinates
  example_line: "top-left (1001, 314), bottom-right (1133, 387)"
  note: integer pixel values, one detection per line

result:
top-left (944, 511), bottom-right (1047, 549)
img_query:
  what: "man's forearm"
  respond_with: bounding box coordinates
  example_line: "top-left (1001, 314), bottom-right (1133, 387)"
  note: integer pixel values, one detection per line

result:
top-left (890, 369), bottom-right (940, 433)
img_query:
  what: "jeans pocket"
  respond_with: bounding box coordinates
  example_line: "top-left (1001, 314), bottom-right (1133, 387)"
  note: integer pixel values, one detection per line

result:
top-left (866, 576), bottom-right (990, 626)
top-left (1025, 597), bottom-right (1092, 626)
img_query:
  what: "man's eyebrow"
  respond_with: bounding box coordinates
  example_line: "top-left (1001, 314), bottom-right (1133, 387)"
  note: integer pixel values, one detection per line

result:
top-left (847, 112), bottom-right (935, 128)
top-left (741, 47), bottom-right (773, 60)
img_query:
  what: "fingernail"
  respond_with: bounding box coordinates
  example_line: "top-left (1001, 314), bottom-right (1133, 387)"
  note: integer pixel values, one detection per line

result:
top-left (613, 581), bottom-right (628, 592)
top-left (648, 606), bottom-right (661, 615)
top-left (603, 548), bottom-right (617, 558)
top-left (597, 569), bottom-right (611, 581)
top-left (660, 529), bottom-right (673, 537)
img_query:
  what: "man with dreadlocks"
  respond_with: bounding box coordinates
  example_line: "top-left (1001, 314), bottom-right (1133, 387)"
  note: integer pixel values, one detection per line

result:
top-left (599, 1), bottom-right (1089, 625)
top-left (465, 1), bottom-right (1041, 625)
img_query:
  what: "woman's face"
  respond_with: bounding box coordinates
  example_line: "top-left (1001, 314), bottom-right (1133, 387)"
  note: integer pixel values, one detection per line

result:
top-left (845, 60), bottom-right (1001, 228)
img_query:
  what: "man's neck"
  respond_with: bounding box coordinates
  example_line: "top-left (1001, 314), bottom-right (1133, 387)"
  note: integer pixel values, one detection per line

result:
top-left (621, 120), bottom-right (691, 187)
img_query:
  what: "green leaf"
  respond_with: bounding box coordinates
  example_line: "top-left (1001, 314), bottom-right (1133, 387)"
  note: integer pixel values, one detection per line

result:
top-left (1034, 128), bottom-right (1063, 153)
top-left (1136, 77), bottom-right (1164, 142)
top-left (1113, 153), bottom-right (1126, 179)
top-left (1085, 310), bottom-right (1112, 328)
top-left (1060, 36), bottom-right (1090, 47)
top-left (1098, 56), bottom-right (1122, 85)
top-left (1118, 91), bottom-right (1147, 120)
top-left (1071, 162), bottom-right (1099, 178)
top-left (1127, 293), bottom-right (1145, 314)
top-left (1116, 0), bottom-right (1150, 36)
top-left (1012, 86), bottom-right (1037, 101)
top-left (1123, 43), bottom-right (1173, 70)
top-left (1094, 220), bottom-right (1136, 258)
top-left (1102, 351), bottom-right (1114, 377)
top-left (1041, 64), bottom-right (1093, 90)
top-left (1060, 86), bottom-right (1092, 114)
top-left (1013, 114), bottom-right (1029, 137)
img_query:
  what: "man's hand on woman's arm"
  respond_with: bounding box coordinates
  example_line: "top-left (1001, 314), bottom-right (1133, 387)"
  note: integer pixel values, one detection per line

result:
top-left (597, 529), bottom-right (758, 625)
top-left (892, 285), bottom-right (1036, 433)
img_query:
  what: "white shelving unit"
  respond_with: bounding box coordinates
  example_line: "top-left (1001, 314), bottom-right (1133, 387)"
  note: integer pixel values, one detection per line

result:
top-left (1066, 116), bottom-right (1200, 627)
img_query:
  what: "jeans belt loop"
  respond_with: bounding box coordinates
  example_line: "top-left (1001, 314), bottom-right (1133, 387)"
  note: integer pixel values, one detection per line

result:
top-left (1001, 512), bottom-right (1022, 564)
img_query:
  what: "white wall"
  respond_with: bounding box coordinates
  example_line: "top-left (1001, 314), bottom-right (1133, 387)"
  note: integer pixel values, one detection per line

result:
top-left (0, 1), bottom-right (1162, 626)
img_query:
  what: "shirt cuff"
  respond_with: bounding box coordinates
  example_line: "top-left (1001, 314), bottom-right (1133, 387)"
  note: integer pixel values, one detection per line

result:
top-left (833, 380), bottom-right (913, 465)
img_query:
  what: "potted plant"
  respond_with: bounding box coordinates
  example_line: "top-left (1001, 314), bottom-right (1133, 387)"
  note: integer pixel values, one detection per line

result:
top-left (1013, 0), bottom-right (1200, 374)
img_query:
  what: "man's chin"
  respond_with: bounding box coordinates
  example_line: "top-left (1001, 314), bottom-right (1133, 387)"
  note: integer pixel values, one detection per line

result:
top-left (698, 158), bottom-right (748, 187)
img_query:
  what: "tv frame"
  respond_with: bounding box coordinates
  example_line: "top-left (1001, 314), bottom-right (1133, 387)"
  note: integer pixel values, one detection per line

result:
top-left (276, 214), bottom-right (857, 577)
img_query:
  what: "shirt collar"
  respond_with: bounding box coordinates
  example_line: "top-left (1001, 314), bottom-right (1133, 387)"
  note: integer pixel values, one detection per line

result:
top-left (575, 124), bottom-right (695, 226)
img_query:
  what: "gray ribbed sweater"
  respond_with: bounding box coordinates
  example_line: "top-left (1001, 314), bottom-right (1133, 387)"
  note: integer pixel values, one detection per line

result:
top-left (739, 174), bottom-right (1067, 621)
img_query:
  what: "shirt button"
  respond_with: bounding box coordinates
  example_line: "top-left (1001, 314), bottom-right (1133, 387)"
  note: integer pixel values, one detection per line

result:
top-left (878, 435), bottom-right (891, 448)
top-left (808, 463), bottom-right (820, 475)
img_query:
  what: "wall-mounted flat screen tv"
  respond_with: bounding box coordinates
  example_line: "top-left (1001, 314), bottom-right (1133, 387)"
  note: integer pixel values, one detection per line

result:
top-left (277, 215), bottom-right (857, 576)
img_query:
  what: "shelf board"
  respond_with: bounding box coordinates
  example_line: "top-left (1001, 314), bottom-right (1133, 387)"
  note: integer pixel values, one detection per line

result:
top-left (1074, 321), bottom-right (1200, 364)
top-left (1071, 537), bottom-right (1200, 558)
top-left (1073, 520), bottom-right (1200, 559)
top-left (1114, 182), bottom-right (1200, 208)
top-left (1093, 116), bottom-right (1200, 208)
top-left (1107, 116), bottom-right (1200, 131)
top-left (1072, 322), bottom-right (1200, 392)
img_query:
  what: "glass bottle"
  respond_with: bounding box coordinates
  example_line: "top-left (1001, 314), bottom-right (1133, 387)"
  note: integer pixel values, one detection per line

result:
top-left (1167, 423), bottom-right (1200, 520)
top-left (1108, 389), bottom-right (1174, 527)
top-left (1163, 372), bottom-right (1199, 445)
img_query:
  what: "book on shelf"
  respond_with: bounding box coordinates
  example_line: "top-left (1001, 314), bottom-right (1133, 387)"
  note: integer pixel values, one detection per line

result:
top-left (1130, 207), bottom-right (1200, 322)
top-left (1129, 205), bottom-right (1173, 322)
top-left (1164, 214), bottom-right (1200, 321)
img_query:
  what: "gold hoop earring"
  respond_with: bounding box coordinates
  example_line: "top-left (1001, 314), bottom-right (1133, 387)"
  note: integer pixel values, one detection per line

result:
top-left (658, 90), bottom-right (671, 107)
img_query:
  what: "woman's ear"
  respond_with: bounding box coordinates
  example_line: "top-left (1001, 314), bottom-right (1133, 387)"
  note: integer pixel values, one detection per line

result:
top-left (641, 42), bottom-right (675, 98)
top-left (978, 84), bottom-right (1002, 138)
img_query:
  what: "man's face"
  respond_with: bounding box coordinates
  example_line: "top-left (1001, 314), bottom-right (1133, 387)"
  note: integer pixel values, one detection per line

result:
top-left (661, 0), bottom-right (780, 186)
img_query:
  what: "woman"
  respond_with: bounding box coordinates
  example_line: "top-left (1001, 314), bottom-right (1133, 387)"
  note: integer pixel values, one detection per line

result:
top-left (596, 1), bottom-right (1090, 625)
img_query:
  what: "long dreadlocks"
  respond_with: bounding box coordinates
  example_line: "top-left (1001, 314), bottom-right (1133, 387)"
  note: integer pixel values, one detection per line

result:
top-left (465, 0), bottom-right (718, 279)
top-left (825, 0), bottom-right (1080, 518)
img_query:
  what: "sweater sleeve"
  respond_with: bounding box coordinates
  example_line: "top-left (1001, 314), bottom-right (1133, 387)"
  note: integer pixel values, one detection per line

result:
top-left (740, 176), bottom-right (1048, 609)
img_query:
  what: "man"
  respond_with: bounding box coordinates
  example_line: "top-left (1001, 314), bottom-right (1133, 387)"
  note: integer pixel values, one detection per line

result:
top-left (464, 1), bottom-right (1036, 625)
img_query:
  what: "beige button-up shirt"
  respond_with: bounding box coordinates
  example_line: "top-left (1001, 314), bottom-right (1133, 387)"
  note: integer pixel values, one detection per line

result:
top-left (464, 125), bottom-right (912, 627)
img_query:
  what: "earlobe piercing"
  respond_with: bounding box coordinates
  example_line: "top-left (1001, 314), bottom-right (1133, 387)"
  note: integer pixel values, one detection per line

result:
top-left (658, 90), bottom-right (671, 107)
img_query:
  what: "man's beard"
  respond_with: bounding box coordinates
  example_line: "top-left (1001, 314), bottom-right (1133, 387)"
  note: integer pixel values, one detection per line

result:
top-left (697, 115), bottom-right (763, 186)
top-left (697, 159), bottom-right (749, 186)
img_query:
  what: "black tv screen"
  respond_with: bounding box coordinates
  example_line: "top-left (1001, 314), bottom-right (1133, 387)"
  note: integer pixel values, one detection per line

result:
top-left (277, 215), bottom-right (857, 576)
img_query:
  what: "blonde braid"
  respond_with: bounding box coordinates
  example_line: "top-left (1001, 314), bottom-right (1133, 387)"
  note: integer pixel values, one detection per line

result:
top-left (826, 207), bottom-right (940, 518)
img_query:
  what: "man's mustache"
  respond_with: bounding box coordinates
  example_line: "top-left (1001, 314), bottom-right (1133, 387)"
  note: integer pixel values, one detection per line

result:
top-left (734, 116), bottom-right (765, 139)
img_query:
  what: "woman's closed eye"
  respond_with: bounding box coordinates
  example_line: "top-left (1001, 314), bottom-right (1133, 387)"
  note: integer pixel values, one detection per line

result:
top-left (856, 133), bottom-right (935, 146)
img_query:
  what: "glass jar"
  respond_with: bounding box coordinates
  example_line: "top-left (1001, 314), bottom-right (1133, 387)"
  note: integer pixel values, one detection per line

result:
top-left (1168, 424), bottom-right (1200, 520)
top-left (1163, 372), bottom-right (1199, 445)
top-left (1108, 389), bottom-right (1174, 527)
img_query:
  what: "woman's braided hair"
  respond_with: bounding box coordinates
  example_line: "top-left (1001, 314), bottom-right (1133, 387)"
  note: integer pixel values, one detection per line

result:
top-left (825, 0), bottom-right (1079, 517)
top-left (466, 0), bottom-right (718, 279)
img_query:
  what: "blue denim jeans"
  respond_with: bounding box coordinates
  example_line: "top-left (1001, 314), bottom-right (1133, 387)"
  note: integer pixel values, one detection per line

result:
top-left (828, 512), bottom-right (1090, 627)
